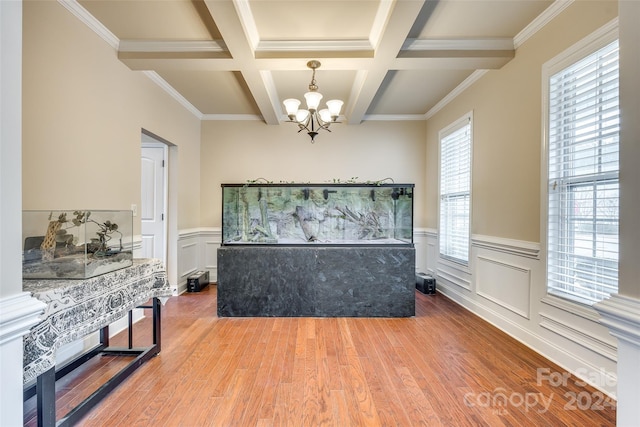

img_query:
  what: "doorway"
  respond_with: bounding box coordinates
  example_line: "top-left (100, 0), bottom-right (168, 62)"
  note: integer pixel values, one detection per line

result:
top-left (141, 132), bottom-right (168, 263)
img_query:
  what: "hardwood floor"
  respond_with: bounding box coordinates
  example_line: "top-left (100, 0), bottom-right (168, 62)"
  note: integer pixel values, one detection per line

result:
top-left (24, 285), bottom-right (616, 426)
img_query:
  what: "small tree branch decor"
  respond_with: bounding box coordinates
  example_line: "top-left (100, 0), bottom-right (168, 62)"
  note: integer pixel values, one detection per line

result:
top-left (68, 211), bottom-right (124, 256)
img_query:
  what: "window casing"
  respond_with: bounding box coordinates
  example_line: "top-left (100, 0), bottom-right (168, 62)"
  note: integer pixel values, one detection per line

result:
top-left (545, 36), bottom-right (619, 306)
top-left (439, 114), bottom-right (472, 265)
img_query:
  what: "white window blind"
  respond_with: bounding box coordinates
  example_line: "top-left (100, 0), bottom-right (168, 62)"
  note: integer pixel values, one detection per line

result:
top-left (547, 39), bottom-right (619, 305)
top-left (439, 117), bottom-right (471, 264)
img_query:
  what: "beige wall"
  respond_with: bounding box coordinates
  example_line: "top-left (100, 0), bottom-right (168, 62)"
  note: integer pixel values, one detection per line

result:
top-left (425, 0), bottom-right (618, 242)
top-left (200, 120), bottom-right (427, 228)
top-left (22, 1), bottom-right (202, 233)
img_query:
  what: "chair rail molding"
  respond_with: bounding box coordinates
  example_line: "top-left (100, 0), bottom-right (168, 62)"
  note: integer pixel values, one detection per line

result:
top-left (472, 234), bottom-right (540, 259)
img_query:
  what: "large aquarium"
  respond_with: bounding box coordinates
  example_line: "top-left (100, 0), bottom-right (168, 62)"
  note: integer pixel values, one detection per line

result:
top-left (221, 183), bottom-right (414, 246)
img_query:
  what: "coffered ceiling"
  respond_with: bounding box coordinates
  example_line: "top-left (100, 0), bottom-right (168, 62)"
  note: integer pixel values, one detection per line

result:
top-left (72, 0), bottom-right (556, 124)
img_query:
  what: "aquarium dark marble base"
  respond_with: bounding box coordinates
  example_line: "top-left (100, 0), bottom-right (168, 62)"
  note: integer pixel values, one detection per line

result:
top-left (217, 246), bottom-right (415, 317)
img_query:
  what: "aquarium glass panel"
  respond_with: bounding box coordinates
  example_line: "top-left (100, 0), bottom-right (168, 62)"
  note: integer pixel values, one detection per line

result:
top-left (22, 210), bottom-right (133, 279)
top-left (221, 184), bottom-right (413, 246)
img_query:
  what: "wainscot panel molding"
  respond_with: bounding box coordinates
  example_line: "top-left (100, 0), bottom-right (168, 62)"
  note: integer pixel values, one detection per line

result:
top-left (539, 312), bottom-right (617, 361)
top-left (476, 255), bottom-right (531, 319)
top-left (425, 229), bottom-right (438, 276)
top-left (436, 260), bottom-right (472, 291)
top-left (201, 227), bottom-right (222, 283)
top-left (541, 294), bottom-right (601, 323)
top-left (177, 227), bottom-right (222, 293)
top-left (430, 230), bottom-right (618, 397)
top-left (413, 228), bottom-right (429, 274)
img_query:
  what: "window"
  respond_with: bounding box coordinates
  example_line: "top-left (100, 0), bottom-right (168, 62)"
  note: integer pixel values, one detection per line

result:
top-left (545, 37), bottom-right (619, 306)
top-left (439, 114), bottom-right (472, 265)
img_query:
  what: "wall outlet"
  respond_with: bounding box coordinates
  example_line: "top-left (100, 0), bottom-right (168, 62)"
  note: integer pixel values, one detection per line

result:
top-left (131, 204), bottom-right (137, 217)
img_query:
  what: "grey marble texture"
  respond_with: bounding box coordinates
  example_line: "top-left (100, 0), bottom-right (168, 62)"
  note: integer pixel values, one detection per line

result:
top-left (217, 246), bottom-right (415, 317)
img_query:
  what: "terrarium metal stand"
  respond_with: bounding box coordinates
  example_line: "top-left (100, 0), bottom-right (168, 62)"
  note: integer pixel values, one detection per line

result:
top-left (23, 298), bottom-right (162, 427)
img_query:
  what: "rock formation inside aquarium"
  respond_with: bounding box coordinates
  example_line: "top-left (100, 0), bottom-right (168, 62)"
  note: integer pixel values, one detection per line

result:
top-left (222, 184), bottom-right (413, 245)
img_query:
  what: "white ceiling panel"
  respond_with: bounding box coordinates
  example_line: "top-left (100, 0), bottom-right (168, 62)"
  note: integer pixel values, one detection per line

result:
top-left (367, 69), bottom-right (474, 115)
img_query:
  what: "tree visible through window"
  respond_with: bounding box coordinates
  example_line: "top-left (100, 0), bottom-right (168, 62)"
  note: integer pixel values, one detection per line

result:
top-left (439, 115), bottom-right (472, 265)
top-left (546, 39), bottom-right (619, 305)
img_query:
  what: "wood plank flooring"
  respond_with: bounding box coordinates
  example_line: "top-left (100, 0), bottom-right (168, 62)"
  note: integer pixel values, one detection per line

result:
top-left (24, 286), bottom-right (616, 426)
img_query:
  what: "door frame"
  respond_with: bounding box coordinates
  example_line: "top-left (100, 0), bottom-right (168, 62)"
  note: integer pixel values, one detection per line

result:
top-left (141, 140), bottom-right (168, 264)
top-left (141, 129), bottom-right (177, 293)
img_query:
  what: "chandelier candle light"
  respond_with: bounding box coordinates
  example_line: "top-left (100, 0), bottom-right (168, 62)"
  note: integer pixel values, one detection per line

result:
top-left (283, 60), bottom-right (344, 143)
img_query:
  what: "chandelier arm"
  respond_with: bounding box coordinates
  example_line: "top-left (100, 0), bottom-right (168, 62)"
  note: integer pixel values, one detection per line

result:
top-left (315, 114), bottom-right (333, 130)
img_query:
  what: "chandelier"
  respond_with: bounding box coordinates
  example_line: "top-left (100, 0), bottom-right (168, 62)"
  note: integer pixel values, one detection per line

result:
top-left (283, 60), bottom-right (343, 143)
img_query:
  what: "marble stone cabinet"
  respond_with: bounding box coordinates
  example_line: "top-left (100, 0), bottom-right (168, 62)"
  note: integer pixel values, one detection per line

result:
top-left (217, 246), bottom-right (415, 317)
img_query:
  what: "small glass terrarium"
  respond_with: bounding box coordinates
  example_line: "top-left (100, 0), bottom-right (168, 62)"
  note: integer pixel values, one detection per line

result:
top-left (22, 210), bottom-right (133, 279)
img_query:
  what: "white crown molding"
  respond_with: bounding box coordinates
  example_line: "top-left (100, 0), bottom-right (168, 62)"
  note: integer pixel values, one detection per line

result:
top-left (119, 40), bottom-right (226, 53)
top-left (62, 0), bottom-right (580, 125)
top-left (594, 294), bottom-right (640, 347)
top-left (142, 71), bottom-right (203, 119)
top-left (257, 40), bottom-right (373, 53)
top-left (60, 1), bottom-right (205, 120)
top-left (0, 293), bottom-right (46, 345)
top-left (472, 234), bottom-right (540, 259)
top-left (58, 0), bottom-right (119, 49)
top-left (362, 114), bottom-right (426, 121)
top-left (201, 114), bottom-right (263, 121)
top-left (424, 70), bottom-right (488, 119)
top-left (403, 38), bottom-right (514, 51)
top-left (514, 0), bottom-right (575, 49)
top-left (424, 0), bottom-right (575, 121)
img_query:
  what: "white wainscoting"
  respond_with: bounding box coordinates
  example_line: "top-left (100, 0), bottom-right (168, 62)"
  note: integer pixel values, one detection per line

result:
top-left (476, 255), bottom-right (531, 319)
top-left (177, 228), bottom-right (222, 294)
top-left (413, 228), bottom-right (429, 274)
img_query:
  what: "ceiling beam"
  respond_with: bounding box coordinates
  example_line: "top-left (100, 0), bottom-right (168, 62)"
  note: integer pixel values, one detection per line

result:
top-left (345, 0), bottom-right (426, 124)
top-left (203, 0), bottom-right (280, 125)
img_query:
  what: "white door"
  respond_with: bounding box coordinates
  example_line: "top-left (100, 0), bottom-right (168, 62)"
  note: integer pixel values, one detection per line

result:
top-left (141, 143), bottom-right (166, 262)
